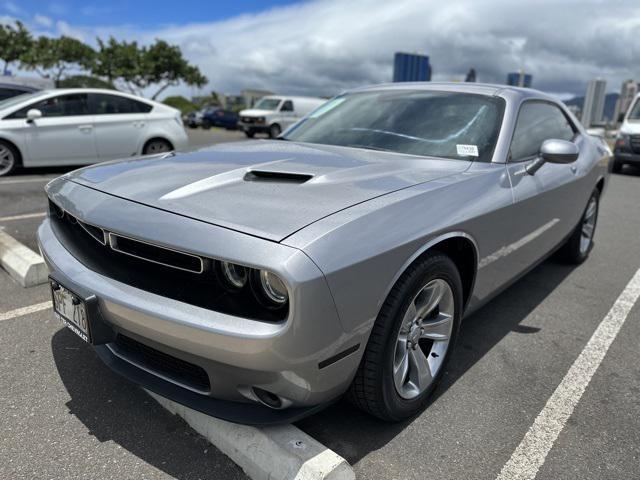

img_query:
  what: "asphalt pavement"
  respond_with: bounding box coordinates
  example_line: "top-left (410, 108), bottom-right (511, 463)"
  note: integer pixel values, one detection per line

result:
top-left (1, 135), bottom-right (639, 480)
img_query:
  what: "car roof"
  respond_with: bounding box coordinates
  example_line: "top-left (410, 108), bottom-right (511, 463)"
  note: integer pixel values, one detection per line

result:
top-left (35, 88), bottom-right (157, 104)
top-left (346, 82), bottom-right (557, 103)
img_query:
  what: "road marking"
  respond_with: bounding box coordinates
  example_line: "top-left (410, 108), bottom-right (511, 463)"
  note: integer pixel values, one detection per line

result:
top-left (0, 212), bottom-right (46, 222)
top-left (496, 267), bottom-right (640, 480)
top-left (0, 177), bottom-right (55, 185)
top-left (0, 301), bottom-right (51, 322)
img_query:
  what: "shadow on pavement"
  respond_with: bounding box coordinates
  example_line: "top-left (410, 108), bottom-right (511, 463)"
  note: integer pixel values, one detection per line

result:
top-left (296, 257), bottom-right (575, 465)
top-left (51, 329), bottom-right (246, 480)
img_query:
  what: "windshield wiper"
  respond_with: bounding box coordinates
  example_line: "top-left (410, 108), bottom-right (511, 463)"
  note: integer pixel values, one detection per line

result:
top-left (346, 144), bottom-right (394, 152)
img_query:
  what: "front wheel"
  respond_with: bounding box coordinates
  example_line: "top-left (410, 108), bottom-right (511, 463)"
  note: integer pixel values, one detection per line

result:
top-left (0, 140), bottom-right (19, 177)
top-left (244, 129), bottom-right (255, 138)
top-left (560, 189), bottom-right (599, 264)
top-left (611, 159), bottom-right (623, 174)
top-left (348, 252), bottom-right (462, 421)
top-left (268, 124), bottom-right (281, 138)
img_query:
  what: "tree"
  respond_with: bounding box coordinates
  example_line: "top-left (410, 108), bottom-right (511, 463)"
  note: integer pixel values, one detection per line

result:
top-left (92, 38), bottom-right (207, 99)
top-left (56, 75), bottom-right (115, 89)
top-left (162, 95), bottom-right (197, 115)
top-left (23, 36), bottom-right (95, 82)
top-left (0, 21), bottom-right (32, 73)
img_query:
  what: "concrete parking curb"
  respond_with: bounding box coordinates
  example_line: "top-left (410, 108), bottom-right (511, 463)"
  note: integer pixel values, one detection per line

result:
top-left (147, 391), bottom-right (355, 480)
top-left (0, 230), bottom-right (48, 287)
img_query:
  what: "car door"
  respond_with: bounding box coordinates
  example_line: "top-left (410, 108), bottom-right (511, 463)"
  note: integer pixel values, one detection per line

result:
top-left (279, 100), bottom-right (296, 129)
top-left (505, 100), bottom-right (583, 272)
top-left (7, 93), bottom-right (97, 166)
top-left (90, 93), bottom-right (151, 160)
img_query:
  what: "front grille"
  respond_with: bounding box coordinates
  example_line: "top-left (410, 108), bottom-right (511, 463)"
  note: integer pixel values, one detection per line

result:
top-left (630, 135), bottom-right (640, 154)
top-left (242, 116), bottom-right (254, 124)
top-left (48, 200), bottom-right (287, 322)
top-left (113, 334), bottom-right (211, 392)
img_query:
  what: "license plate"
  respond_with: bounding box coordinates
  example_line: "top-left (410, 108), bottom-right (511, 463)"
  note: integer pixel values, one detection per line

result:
top-left (51, 281), bottom-right (91, 343)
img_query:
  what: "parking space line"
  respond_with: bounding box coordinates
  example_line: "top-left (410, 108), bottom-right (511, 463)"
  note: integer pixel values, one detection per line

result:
top-left (0, 177), bottom-right (55, 185)
top-left (496, 267), bottom-right (640, 480)
top-left (0, 212), bottom-right (46, 222)
top-left (0, 301), bottom-right (51, 322)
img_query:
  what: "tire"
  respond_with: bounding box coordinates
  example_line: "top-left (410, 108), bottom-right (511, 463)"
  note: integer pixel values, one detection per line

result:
top-left (201, 121), bottom-right (211, 130)
top-left (268, 124), bottom-right (281, 138)
top-left (611, 160), bottom-right (623, 174)
top-left (244, 129), bottom-right (255, 138)
top-left (0, 140), bottom-right (20, 177)
top-left (348, 252), bottom-right (463, 421)
top-left (560, 189), bottom-right (599, 264)
top-left (142, 138), bottom-right (173, 155)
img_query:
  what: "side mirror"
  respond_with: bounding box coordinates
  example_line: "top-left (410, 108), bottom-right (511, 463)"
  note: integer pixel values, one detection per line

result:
top-left (526, 139), bottom-right (579, 175)
top-left (26, 109), bottom-right (42, 123)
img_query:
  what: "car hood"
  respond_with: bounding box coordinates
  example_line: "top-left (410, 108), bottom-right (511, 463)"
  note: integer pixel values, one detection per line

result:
top-left (68, 141), bottom-right (471, 242)
top-left (620, 121), bottom-right (640, 135)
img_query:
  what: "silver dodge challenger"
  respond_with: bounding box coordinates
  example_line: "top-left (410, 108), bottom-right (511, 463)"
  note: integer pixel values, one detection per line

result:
top-left (39, 83), bottom-right (610, 424)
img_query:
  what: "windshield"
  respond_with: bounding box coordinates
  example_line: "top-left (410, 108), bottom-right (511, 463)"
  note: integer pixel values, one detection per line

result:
top-left (254, 98), bottom-right (281, 111)
top-left (628, 98), bottom-right (640, 121)
top-left (0, 90), bottom-right (47, 111)
top-left (283, 90), bottom-right (505, 162)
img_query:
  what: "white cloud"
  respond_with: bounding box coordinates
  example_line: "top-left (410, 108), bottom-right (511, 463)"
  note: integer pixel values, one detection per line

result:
top-left (33, 14), bottom-right (53, 28)
top-left (11, 0), bottom-right (640, 99)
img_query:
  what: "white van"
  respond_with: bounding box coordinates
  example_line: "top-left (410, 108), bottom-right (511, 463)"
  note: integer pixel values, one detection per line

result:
top-left (613, 92), bottom-right (640, 173)
top-left (238, 95), bottom-right (326, 138)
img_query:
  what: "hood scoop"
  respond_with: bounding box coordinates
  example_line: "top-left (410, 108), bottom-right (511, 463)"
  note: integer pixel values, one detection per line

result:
top-left (244, 170), bottom-right (313, 184)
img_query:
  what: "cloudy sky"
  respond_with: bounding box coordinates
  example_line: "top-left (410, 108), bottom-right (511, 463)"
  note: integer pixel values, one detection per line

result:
top-left (4, 0), bottom-right (640, 99)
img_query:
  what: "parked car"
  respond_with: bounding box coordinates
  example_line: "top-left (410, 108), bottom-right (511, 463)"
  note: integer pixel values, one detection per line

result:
top-left (0, 88), bottom-right (188, 177)
top-left (613, 92), bottom-right (640, 173)
top-left (201, 107), bottom-right (239, 130)
top-left (39, 83), bottom-right (609, 424)
top-left (186, 109), bottom-right (204, 128)
top-left (238, 95), bottom-right (326, 138)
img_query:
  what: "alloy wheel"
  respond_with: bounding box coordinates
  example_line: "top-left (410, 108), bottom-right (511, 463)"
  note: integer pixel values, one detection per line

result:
top-left (0, 145), bottom-right (15, 176)
top-left (579, 196), bottom-right (597, 255)
top-left (145, 140), bottom-right (171, 155)
top-left (393, 278), bottom-right (455, 400)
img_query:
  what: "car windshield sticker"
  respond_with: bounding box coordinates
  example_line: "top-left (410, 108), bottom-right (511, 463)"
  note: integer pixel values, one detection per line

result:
top-left (456, 144), bottom-right (479, 157)
top-left (309, 98), bottom-right (346, 118)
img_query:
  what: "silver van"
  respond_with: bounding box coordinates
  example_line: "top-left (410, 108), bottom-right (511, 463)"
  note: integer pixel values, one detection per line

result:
top-left (239, 95), bottom-right (326, 138)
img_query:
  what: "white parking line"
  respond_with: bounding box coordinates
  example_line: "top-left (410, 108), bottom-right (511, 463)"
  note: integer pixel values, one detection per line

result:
top-left (0, 177), bottom-right (55, 185)
top-left (0, 301), bottom-right (52, 322)
top-left (0, 212), bottom-right (46, 222)
top-left (496, 267), bottom-right (640, 480)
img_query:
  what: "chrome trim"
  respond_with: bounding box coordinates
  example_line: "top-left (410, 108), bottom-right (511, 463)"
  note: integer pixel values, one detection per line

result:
top-left (107, 232), bottom-right (205, 274)
top-left (76, 219), bottom-right (107, 245)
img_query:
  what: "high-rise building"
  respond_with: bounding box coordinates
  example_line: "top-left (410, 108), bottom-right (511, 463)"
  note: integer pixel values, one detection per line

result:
top-left (393, 53), bottom-right (431, 82)
top-left (582, 79), bottom-right (607, 127)
top-left (613, 79), bottom-right (638, 123)
top-left (506, 71), bottom-right (532, 88)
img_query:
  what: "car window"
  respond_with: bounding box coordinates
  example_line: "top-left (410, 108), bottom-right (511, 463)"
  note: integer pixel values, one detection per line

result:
top-left (510, 102), bottom-right (576, 161)
top-left (254, 98), bottom-right (281, 110)
top-left (90, 93), bottom-right (153, 115)
top-left (0, 88), bottom-right (31, 101)
top-left (628, 99), bottom-right (640, 120)
top-left (7, 93), bottom-right (89, 119)
top-left (281, 100), bottom-right (294, 112)
top-left (283, 91), bottom-right (505, 162)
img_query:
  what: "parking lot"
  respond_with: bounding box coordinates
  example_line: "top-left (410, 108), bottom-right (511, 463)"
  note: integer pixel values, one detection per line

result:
top-left (1, 129), bottom-right (639, 480)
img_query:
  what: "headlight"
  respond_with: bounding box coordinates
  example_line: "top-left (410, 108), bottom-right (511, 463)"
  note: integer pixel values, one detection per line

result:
top-left (256, 117), bottom-right (265, 124)
top-left (219, 261), bottom-right (248, 289)
top-left (616, 133), bottom-right (629, 148)
top-left (259, 270), bottom-right (288, 305)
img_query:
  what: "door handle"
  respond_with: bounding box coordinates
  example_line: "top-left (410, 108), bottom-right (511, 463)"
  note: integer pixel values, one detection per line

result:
top-left (78, 125), bottom-right (93, 132)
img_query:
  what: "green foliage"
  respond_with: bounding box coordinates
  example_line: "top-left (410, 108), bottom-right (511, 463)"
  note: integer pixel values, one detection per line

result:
top-left (22, 36), bottom-right (95, 82)
top-left (0, 21), bottom-right (33, 71)
top-left (92, 37), bottom-right (141, 85)
top-left (162, 95), bottom-right (197, 115)
top-left (56, 75), bottom-right (115, 89)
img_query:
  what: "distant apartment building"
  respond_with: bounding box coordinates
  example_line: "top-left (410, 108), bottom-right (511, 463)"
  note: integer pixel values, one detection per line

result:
top-left (393, 52), bottom-right (431, 82)
top-left (581, 79), bottom-right (607, 127)
top-left (506, 71), bottom-right (532, 88)
top-left (613, 79), bottom-right (638, 123)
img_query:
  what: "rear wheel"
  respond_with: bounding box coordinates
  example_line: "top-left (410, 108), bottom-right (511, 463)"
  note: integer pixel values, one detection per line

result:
top-left (0, 140), bottom-right (20, 177)
top-left (561, 189), bottom-right (599, 264)
top-left (348, 252), bottom-right (462, 421)
top-left (143, 139), bottom-right (172, 155)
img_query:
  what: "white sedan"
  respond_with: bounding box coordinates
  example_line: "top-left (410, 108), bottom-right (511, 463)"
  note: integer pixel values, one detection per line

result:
top-left (0, 88), bottom-right (189, 176)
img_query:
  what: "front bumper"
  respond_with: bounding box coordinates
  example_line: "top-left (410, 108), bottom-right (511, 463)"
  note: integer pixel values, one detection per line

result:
top-left (239, 122), bottom-right (269, 133)
top-left (614, 149), bottom-right (640, 165)
top-left (39, 180), bottom-right (365, 424)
